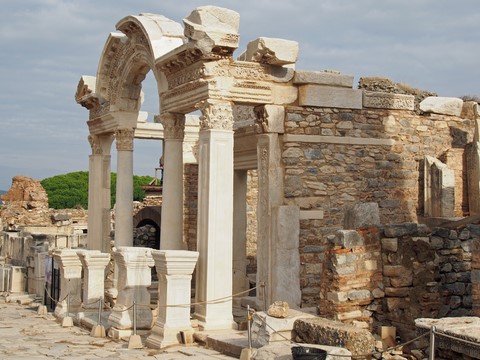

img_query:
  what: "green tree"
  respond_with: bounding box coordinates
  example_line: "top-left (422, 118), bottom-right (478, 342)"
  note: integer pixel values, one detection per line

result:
top-left (41, 172), bottom-right (153, 209)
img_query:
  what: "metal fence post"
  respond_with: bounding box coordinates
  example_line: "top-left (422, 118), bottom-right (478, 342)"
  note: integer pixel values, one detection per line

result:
top-left (429, 325), bottom-right (436, 360)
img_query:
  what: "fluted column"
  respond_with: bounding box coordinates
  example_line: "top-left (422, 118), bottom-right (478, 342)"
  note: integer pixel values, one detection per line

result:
top-left (114, 128), bottom-right (134, 247)
top-left (193, 100), bottom-right (236, 330)
top-left (87, 134), bottom-right (113, 252)
top-left (160, 113), bottom-right (185, 250)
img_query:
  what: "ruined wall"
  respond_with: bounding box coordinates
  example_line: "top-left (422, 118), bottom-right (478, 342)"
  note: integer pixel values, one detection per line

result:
top-left (283, 106), bottom-right (475, 305)
top-left (246, 169), bottom-right (258, 275)
top-left (183, 163), bottom-right (198, 251)
top-left (322, 222), bottom-right (475, 343)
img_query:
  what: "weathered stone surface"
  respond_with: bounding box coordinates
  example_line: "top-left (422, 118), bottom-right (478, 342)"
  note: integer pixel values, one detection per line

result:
top-left (382, 238), bottom-right (398, 252)
top-left (245, 37), bottom-right (299, 65)
top-left (298, 85), bottom-right (362, 109)
top-left (293, 70), bottom-right (354, 88)
top-left (294, 317), bottom-right (375, 356)
top-left (1, 176), bottom-right (48, 209)
top-left (331, 230), bottom-right (363, 248)
top-left (183, 6), bottom-right (240, 52)
top-left (420, 96), bottom-right (463, 116)
top-left (383, 223), bottom-right (418, 237)
top-left (344, 202), bottom-right (380, 230)
top-left (267, 301), bottom-right (290, 318)
top-left (251, 310), bottom-right (315, 347)
top-left (363, 91), bottom-right (415, 110)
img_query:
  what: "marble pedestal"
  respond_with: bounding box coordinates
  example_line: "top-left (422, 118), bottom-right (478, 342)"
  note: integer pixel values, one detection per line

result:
top-left (76, 250), bottom-right (110, 309)
top-left (146, 250), bottom-right (199, 349)
top-left (108, 247), bottom-right (154, 336)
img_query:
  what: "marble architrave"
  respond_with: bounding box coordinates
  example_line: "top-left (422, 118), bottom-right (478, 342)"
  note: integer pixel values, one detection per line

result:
top-left (299, 84), bottom-right (362, 109)
top-left (146, 250), bottom-right (199, 349)
top-left (108, 247), bottom-right (154, 332)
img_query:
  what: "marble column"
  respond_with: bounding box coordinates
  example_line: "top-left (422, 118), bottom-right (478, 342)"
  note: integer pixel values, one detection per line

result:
top-left (87, 134), bottom-right (113, 252)
top-left (233, 170), bottom-right (249, 305)
top-left (160, 113), bottom-right (185, 250)
top-left (193, 100), bottom-right (236, 330)
top-left (114, 128), bottom-right (135, 247)
top-left (76, 250), bottom-right (110, 309)
top-left (146, 250), bottom-right (199, 348)
top-left (52, 249), bottom-right (83, 318)
top-left (108, 247), bottom-right (154, 336)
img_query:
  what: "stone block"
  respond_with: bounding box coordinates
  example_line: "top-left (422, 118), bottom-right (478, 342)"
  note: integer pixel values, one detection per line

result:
top-left (251, 309), bottom-right (315, 347)
top-left (344, 202), bottom-right (380, 230)
top-left (385, 287), bottom-right (410, 297)
top-left (362, 91), bottom-right (414, 110)
top-left (420, 96), bottom-right (463, 116)
top-left (332, 230), bottom-right (363, 248)
top-left (347, 290), bottom-right (372, 302)
top-left (381, 238), bottom-right (398, 252)
top-left (183, 6), bottom-right (240, 51)
top-left (245, 37), bottom-right (299, 65)
top-left (298, 85), bottom-right (362, 109)
top-left (383, 223), bottom-right (418, 237)
top-left (293, 70), bottom-right (354, 88)
top-left (254, 104), bottom-right (285, 133)
top-left (327, 291), bottom-right (348, 303)
top-left (294, 317), bottom-right (375, 357)
top-left (383, 265), bottom-right (406, 277)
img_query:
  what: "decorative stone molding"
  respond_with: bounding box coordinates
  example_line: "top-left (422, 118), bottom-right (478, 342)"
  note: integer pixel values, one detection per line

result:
top-left (362, 91), bottom-right (415, 110)
top-left (160, 113), bottom-right (185, 140)
top-left (197, 100), bottom-right (234, 131)
top-left (115, 128), bottom-right (135, 151)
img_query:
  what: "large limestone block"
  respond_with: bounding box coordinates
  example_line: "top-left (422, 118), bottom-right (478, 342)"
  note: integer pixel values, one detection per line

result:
top-left (294, 317), bottom-right (375, 357)
top-left (245, 37), bottom-right (299, 65)
top-left (183, 6), bottom-right (240, 51)
top-left (420, 96), bottom-right (463, 116)
top-left (344, 203), bottom-right (380, 230)
top-left (363, 91), bottom-right (414, 110)
top-left (299, 85), bottom-right (362, 109)
top-left (294, 70), bottom-right (354, 88)
top-left (251, 310), bottom-right (315, 347)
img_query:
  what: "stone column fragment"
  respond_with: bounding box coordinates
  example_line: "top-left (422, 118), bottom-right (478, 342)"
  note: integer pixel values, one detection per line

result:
top-left (108, 247), bottom-right (154, 337)
top-left (146, 250), bottom-right (199, 348)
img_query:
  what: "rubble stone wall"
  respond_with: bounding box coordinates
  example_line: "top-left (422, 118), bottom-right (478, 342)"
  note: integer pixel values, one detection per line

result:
top-left (321, 222), bottom-right (476, 342)
top-left (283, 106), bottom-right (475, 306)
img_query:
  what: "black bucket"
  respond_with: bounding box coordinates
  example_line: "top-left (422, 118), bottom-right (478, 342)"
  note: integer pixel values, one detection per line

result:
top-left (291, 346), bottom-right (328, 360)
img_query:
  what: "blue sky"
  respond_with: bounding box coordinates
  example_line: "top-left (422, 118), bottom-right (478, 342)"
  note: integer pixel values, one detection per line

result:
top-left (1, 0), bottom-right (479, 191)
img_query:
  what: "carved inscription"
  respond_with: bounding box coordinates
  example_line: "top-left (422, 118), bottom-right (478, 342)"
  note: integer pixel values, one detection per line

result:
top-left (363, 91), bottom-right (414, 110)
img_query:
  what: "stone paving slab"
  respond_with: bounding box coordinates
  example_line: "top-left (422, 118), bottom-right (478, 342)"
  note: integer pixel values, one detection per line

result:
top-left (0, 297), bottom-right (237, 359)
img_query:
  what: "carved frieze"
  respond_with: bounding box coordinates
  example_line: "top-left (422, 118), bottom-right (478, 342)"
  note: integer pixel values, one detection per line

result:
top-left (89, 100), bottom-right (110, 120)
top-left (160, 113), bottom-right (185, 139)
top-left (233, 105), bottom-right (255, 129)
top-left (363, 91), bottom-right (415, 110)
top-left (115, 128), bottom-right (135, 151)
top-left (197, 100), bottom-right (234, 131)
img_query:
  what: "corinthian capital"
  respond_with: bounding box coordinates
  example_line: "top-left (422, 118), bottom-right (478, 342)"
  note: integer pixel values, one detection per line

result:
top-left (160, 113), bottom-right (185, 140)
top-left (88, 135), bottom-right (102, 155)
top-left (196, 100), bottom-right (234, 131)
top-left (115, 128), bottom-right (135, 151)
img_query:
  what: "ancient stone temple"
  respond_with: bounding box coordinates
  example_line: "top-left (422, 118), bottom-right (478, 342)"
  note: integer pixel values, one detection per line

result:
top-left (74, 5), bottom-right (480, 342)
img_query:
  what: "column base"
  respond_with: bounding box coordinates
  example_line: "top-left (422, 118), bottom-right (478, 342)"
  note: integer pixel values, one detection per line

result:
top-left (146, 323), bottom-right (194, 349)
top-left (108, 307), bottom-right (153, 330)
top-left (194, 312), bottom-right (237, 331)
top-left (108, 327), bottom-right (133, 340)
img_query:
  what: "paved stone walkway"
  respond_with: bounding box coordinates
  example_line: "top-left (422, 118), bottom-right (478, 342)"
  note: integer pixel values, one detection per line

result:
top-left (0, 297), bottom-right (237, 359)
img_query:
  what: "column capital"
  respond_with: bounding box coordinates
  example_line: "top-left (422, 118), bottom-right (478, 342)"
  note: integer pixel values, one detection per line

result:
top-left (88, 135), bottom-right (102, 155)
top-left (159, 113), bottom-right (185, 140)
top-left (115, 128), bottom-right (134, 151)
top-left (196, 100), bottom-right (234, 131)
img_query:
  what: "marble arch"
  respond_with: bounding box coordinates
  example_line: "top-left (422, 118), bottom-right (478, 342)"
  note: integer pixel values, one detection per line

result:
top-left (76, 6), bottom-right (301, 330)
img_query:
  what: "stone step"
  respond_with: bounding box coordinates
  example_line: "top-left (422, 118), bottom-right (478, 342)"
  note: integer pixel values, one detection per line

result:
top-left (195, 330), bottom-right (251, 358)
